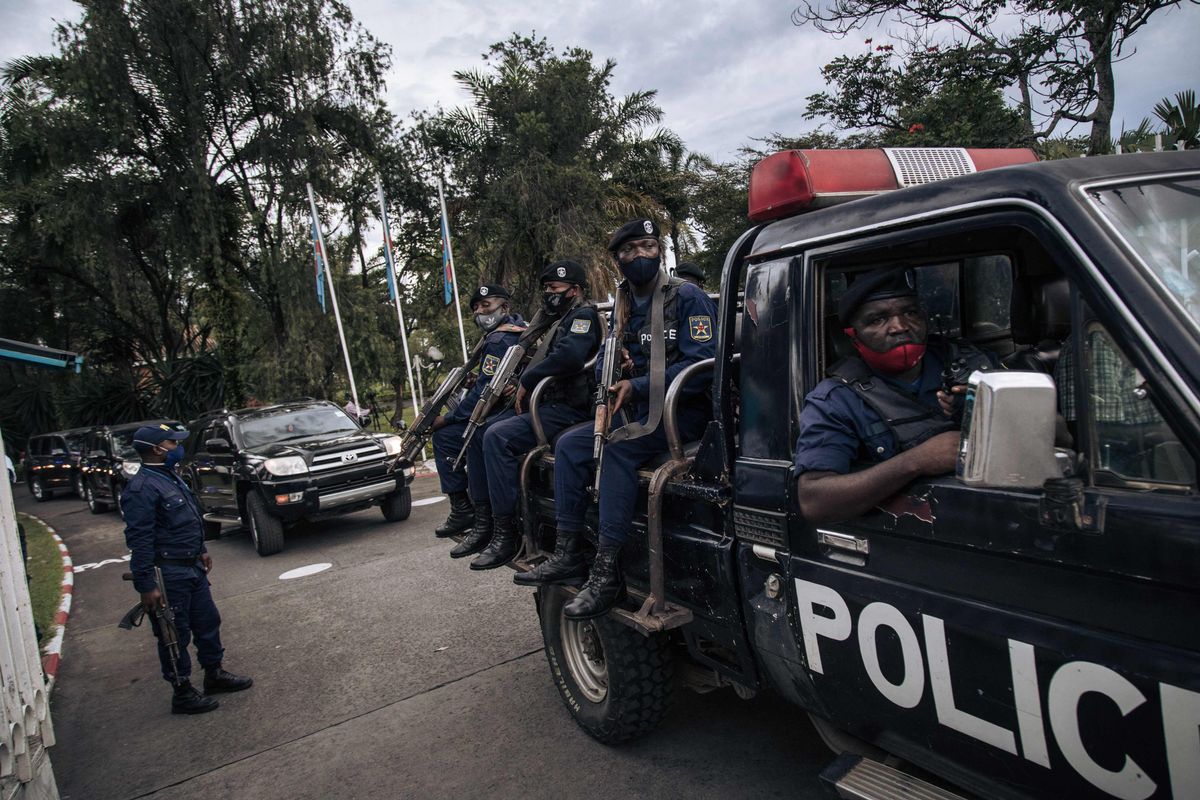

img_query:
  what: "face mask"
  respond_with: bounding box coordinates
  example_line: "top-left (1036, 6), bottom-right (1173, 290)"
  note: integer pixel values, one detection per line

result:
top-left (474, 311), bottom-right (504, 332)
top-left (161, 445), bottom-right (184, 468)
top-left (542, 289), bottom-right (570, 315)
top-left (619, 256), bottom-right (661, 287)
top-left (845, 327), bottom-right (926, 375)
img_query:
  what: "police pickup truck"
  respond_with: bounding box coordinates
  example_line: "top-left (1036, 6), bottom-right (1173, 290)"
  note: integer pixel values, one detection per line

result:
top-left (184, 400), bottom-right (414, 556)
top-left (509, 149), bottom-right (1200, 799)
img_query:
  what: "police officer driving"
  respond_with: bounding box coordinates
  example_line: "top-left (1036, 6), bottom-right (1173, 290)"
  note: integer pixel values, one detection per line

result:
top-left (531, 219), bottom-right (717, 619)
top-left (793, 266), bottom-right (998, 525)
top-left (122, 423), bottom-right (252, 714)
top-left (431, 284), bottom-right (526, 540)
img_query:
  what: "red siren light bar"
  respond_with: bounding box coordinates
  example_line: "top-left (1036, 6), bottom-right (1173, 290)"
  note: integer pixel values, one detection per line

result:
top-left (747, 147), bottom-right (1038, 223)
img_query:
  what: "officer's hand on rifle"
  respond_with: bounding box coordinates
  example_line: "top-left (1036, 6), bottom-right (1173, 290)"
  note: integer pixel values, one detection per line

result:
top-left (501, 383), bottom-right (517, 399)
top-left (620, 348), bottom-right (633, 373)
top-left (141, 588), bottom-right (163, 614)
top-left (609, 380), bottom-right (634, 415)
top-left (937, 386), bottom-right (967, 418)
top-left (200, 553), bottom-right (212, 573)
top-left (431, 414), bottom-right (446, 432)
top-left (513, 385), bottom-right (528, 414)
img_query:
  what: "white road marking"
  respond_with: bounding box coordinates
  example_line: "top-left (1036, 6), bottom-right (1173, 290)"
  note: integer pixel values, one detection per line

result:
top-left (412, 497), bottom-right (446, 507)
top-left (74, 554), bottom-right (131, 573)
top-left (279, 563), bottom-right (333, 580)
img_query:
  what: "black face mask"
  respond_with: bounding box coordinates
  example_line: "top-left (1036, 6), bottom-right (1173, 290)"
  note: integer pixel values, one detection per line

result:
top-left (474, 310), bottom-right (504, 332)
top-left (619, 255), bottom-right (661, 287)
top-left (542, 289), bottom-right (571, 315)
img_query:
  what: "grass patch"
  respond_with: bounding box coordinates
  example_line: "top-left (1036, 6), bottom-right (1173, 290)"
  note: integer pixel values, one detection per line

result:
top-left (16, 513), bottom-right (63, 649)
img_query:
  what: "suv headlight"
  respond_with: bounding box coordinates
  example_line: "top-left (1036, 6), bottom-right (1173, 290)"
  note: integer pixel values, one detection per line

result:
top-left (120, 461), bottom-right (142, 478)
top-left (378, 435), bottom-right (404, 457)
top-left (263, 456), bottom-right (307, 476)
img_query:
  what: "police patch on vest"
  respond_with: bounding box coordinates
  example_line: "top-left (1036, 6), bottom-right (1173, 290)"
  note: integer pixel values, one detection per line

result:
top-left (688, 315), bottom-right (713, 341)
top-left (482, 354), bottom-right (500, 376)
top-left (570, 318), bottom-right (592, 334)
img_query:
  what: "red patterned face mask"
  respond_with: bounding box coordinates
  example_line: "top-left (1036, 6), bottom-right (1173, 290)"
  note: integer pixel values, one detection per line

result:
top-left (844, 327), bottom-right (926, 375)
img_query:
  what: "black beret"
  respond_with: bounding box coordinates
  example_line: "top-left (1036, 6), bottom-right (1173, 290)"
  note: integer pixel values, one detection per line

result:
top-left (607, 218), bottom-right (660, 253)
top-left (539, 259), bottom-right (588, 286)
top-left (469, 283), bottom-right (511, 306)
top-left (838, 267), bottom-right (918, 326)
top-left (674, 261), bottom-right (705, 282)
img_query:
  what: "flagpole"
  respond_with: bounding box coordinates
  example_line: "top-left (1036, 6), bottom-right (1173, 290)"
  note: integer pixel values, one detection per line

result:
top-left (306, 182), bottom-right (361, 414)
top-left (376, 179), bottom-right (423, 450)
top-left (437, 177), bottom-right (470, 362)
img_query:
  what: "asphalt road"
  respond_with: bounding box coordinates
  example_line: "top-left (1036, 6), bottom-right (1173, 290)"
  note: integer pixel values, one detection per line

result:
top-left (16, 477), bottom-right (834, 800)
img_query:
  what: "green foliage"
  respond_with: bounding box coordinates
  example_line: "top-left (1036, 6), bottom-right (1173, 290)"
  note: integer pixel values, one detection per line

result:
top-left (1154, 90), bottom-right (1199, 149)
top-left (16, 513), bottom-right (61, 648)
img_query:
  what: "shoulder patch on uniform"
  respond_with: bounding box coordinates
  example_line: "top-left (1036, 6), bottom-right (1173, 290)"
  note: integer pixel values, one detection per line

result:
top-left (481, 354), bottom-right (500, 376)
top-left (688, 315), bottom-right (713, 342)
top-left (569, 318), bottom-right (592, 334)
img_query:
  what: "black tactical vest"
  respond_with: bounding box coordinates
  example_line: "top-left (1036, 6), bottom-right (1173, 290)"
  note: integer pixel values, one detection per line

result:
top-left (828, 337), bottom-right (994, 452)
top-left (624, 278), bottom-right (683, 379)
top-left (539, 301), bottom-right (600, 410)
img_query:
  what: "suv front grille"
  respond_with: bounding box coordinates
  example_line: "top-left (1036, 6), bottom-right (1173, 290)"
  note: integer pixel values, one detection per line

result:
top-left (310, 443), bottom-right (386, 473)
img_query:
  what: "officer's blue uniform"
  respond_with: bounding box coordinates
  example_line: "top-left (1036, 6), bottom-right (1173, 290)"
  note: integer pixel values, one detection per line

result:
top-left (793, 346), bottom-right (997, 474)
top-left (476, 303), bottom-right (603, 515)
top-left (553, 281), bottom-right (717, 546)
top-left (431, 315), bottom-right (525, 494)
top-left (122, 466), bottom-right (223, 684)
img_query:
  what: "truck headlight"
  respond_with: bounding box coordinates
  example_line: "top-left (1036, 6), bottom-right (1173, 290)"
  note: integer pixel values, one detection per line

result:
top-left (263, 456), bottom-right (307, 476)
top-left (121, 461), bottom-right (142, 478)
top-left (378, 435), bottom-right (404, 457)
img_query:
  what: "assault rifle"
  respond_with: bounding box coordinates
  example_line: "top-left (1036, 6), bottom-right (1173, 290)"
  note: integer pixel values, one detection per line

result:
top-left (591, 324), bottom-right (621, 497)
top-left (397, 338), bottom-right (487, 463)
top-left (119, 567), bottom-right (183, 686)
top-left (451, 343), bottom-right (531, 469)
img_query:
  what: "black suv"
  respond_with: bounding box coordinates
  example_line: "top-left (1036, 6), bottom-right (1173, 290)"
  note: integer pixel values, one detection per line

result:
top-left (80, 419), bottom-right (185, 515)
top-left (24, 427), bottom-right (91, 501)
top-left (184, 401), bottom-right (415, 556)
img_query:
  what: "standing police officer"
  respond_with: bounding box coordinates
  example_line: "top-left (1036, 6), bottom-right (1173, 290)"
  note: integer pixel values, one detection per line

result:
top-left (122, 424), bottom-right (252, 714)
top-left (528, 220), bottom-right (717, 618)
top-left (674, 261), bottom-right (706, 289)
top-left (455, 260), bottom-right (602, 568)
top-left (432, 284), bottom-right (526, 541)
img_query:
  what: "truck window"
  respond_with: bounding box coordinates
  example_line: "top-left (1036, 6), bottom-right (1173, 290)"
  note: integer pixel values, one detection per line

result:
top-left (962, 255), bottom-right (1012, 342)
top-left (739, 258), bottom-right (794, 459)
top-left (1058, 323), bottom-right (1196, 487)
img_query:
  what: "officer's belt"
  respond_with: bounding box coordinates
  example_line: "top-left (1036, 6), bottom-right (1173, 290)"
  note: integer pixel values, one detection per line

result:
top-left (155, 557), bottom-right (200, 567)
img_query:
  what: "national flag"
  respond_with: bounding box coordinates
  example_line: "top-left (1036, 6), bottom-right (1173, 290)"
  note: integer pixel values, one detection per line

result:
top-left (440, 210), bottom-right (454, 306)
top-left (310, 221), bottom-right (327, 313)
top-left (380, 206), bottom-right (399, 302)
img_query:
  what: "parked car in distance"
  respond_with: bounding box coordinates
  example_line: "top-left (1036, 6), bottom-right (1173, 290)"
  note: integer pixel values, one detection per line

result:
top-left (80, 420), bottom-right (186, 515)
top-left (184, 400), bottom-right (415, 556)
top-left (24, 427), bottom-right (92, 501)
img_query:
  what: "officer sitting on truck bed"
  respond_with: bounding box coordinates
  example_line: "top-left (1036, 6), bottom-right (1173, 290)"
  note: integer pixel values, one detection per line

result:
top-left (456, 259), bottom-right (602, 569)
top-left (537, 219), bottom-right (717, 619)
top-left (794, 266), bottom-right (998, 525)
top-left (432, 285), bottom-right (526, 540)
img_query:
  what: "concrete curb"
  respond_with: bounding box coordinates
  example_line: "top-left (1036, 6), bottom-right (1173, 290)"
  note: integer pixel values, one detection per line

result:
top-left (38, 521), bottom-right (72, 697)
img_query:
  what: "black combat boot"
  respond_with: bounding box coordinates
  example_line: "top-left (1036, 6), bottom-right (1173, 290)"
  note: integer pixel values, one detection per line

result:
top-left (450, 502), bottom-right (492, 558)
top-left (172, 680), bottom-right (219, 714)
top-left (203, 663), bottom-right (254, 695)
top-left (563, 544), bottom-right (626, 619)
top-left (513, 528), bottom-right (586, 587)
top-left (470, 515), bottom-right (519, 570)
top-left (435, 491), bottom-right (475, 538)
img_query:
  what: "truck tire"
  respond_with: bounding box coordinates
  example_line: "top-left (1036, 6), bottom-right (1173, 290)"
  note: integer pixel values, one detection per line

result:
top-left (29, 477), bottom-right (50, 502)
top-left (537, 585), bottom-right (674, 744)
top-left (86, 482), bottom-right (108, 514)
top-left (380, 487), bottom-right (412, 522)
top-left (246, 493), bottom-right (285, 556)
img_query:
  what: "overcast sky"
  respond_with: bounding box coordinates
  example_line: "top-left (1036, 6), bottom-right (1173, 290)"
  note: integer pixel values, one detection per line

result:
top-left (2, 0), bottom-right (1198, 161)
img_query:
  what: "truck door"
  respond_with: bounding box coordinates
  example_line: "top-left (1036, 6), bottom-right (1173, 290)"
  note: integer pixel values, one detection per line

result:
top-left (787, 211), bottom-right (1200, 800)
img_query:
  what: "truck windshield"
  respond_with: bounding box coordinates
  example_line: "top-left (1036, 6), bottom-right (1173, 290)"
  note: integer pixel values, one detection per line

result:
top-left (239, 406), bottom-right (359, 448)
top-left (1087, 176), bottom-right (1200, 332)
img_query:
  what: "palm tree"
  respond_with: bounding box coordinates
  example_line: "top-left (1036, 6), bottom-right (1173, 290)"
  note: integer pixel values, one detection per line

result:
top-left (1154, 90), bottom-right (1199, 150)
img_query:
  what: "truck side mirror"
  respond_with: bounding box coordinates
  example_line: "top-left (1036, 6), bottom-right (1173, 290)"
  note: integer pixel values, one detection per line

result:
top-left (957, 371), bottom-right (1062, 489)
top-left (205, 438), bottom-right (233, 453)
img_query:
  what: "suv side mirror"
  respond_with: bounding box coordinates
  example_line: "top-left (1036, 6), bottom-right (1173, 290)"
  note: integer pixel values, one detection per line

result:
top-left (205, 438), bottom-right (233, 453)
top-left (957, 371), bottom-right (1062, 489)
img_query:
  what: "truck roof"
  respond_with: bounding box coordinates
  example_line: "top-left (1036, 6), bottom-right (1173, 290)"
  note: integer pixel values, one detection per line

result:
top-left (748, 150), bottom-right (1200, 261)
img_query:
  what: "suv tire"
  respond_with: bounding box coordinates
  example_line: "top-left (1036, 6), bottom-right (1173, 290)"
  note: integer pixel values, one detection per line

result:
top-left (75, 473), bottom-right (86, 499)
top-left (29, 477), bottom-right (50, 502)
top-left (246, 493), bottom-right (285, 556)
top-left (537, 585), bottom-right (674, 744)
top-left (86, 482), bottom-right (108, 514)
top-left (380, 487), bottom-right (412, 522)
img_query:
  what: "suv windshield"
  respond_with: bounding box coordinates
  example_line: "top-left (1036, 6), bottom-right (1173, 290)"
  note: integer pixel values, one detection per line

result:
top-left (112, 430), bottom-right (140, 459)
top-left (238, 406), bottom-right (359, 449)
top-left (1087, 176), bottom-right (1200, 332)
top-left (64, 433), bottom-right (87, 454)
